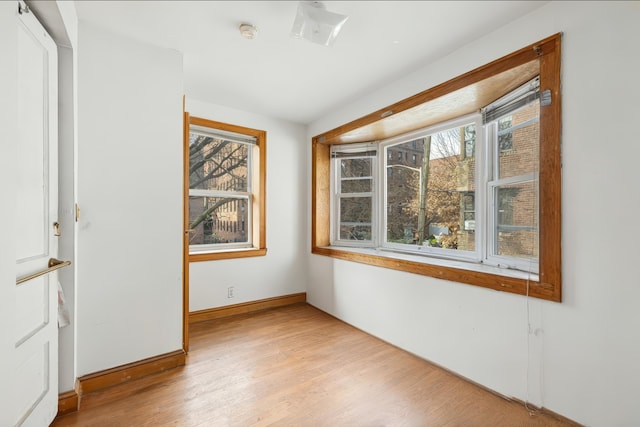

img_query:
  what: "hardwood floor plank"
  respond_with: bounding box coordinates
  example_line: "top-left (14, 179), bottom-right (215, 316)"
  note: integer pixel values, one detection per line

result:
top-left (52, 303), bottom-right (578, 426)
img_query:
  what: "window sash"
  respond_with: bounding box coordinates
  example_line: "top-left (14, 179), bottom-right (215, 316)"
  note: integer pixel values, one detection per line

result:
top-left (188, 193), bottom-right (253, 252)
top-left (331, 144), bottom-right (377, 246)
top-left (189, 189), bottom-right (252, 198)
top-left (188, 127), bottom-right (255, 251)
top-left (484, 103), bottom-right (540, 273)
top-left (486, 175), bottom-right (539, 273)
top-left (380, 114), bottom-right (483, 262)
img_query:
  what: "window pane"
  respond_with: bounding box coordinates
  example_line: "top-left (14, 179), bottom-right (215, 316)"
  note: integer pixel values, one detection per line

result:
top-left (464, 125), bottom-right (476, 158)
top-left (339, 196), bottom-right (372, 240)
top-left (340, 157), bottom-right (373, 193)
top-left (189, 133), bottom-right (249, 191)
top-left (386, 126), bottom-right (475, 251)
top-left (459, 192), bottom-right (476, 251)
top-left (385, 140), bottom-right (421, 243)
top-left (341, 178), bottom-right (372, 193)
top-left (340, 158), bottom-right (372, 178)
top-left (498, 102), bottom-right (539, 179)
top-left (498, 117), bottom-right (513, 151)
top-left (188, 196), bottom-right (249, 245)
top-left (494, 182), bottom-right (538, 259)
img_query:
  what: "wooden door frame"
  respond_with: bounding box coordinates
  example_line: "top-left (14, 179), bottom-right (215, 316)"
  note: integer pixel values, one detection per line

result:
top-left (182, 99), bottom-right (190, 352)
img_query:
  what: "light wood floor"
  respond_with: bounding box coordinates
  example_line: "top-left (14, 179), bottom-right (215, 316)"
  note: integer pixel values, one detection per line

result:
top-left (53, 303), bottom-right (575, 426)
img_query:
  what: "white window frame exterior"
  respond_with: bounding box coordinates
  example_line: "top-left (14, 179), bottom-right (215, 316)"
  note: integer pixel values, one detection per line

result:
top-left (484, 109), bottom-right (540, 274)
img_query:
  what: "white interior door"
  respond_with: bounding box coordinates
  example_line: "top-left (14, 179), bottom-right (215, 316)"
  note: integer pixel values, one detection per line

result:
top-left (15, 4), bottom-right (60, 426)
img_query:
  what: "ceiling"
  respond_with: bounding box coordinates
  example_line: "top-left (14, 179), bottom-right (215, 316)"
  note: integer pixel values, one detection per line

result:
top-left (72, 1), bottom-right (549, 125)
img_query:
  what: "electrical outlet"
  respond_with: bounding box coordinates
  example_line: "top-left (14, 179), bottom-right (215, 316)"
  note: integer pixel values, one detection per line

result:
top-left (227, 286), bottom-right (235, 299)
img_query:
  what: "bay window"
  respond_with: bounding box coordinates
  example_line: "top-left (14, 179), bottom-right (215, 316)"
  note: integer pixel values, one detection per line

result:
top-left (312, 34), bottom-right (562, 301)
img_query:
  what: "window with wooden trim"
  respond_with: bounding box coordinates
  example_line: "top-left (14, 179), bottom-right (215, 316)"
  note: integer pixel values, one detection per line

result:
top-left (185, 116), bottom-right (266, 261)
top-left (312, 34), bottom-right (562, 301)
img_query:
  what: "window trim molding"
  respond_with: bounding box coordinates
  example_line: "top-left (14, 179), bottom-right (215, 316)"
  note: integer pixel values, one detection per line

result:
top-left (185, 114), bottom-right (267, 262)
top-left (311, 33), bottom-right (561, 302)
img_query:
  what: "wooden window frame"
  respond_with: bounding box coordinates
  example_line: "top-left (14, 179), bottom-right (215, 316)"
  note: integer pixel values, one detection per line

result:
top-left (312, 34), bottom-right (561, 302)
top-left (185, 115), bottom-right (267, 262)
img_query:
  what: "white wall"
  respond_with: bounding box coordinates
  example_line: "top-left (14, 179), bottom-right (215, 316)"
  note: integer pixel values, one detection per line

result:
top-left (56, 0), bottom-right (80, 394)
top-left (307, 2), bottom-right (640, 426)
top-left (57, 44), bottom-right (76, 392)
top-left (56, 0), bottom-right (78, 392)
top-left (75, 22), bottom-right (184, 375)
top-left (0, 3), bottom-right (19, 423)
top-left (186, 99), bottom-right (307, 311)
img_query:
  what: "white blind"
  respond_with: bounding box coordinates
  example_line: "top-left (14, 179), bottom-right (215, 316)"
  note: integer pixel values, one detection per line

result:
top-left (190, 125), bottom-right (257, 145)
top-left (482, 77), bottom-right (540, 124)
top-left (331, 142), bottom-right (377, 158)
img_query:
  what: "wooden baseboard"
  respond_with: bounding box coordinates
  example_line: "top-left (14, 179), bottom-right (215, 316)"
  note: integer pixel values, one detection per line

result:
top-left (57, 389), bottom-right (79, 416)
top-left (58, 292), bottom-right (305, 415)
top-left (189, 292), bottom-right (307, 324)
top-left (77, 349), bottom-right (186, 396)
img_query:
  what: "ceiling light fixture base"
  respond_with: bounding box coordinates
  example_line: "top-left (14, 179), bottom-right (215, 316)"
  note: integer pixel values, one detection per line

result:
top-left (239, 23), bottom-right (258, 40)
top-left (290, 1), bottom-right (348, 47)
